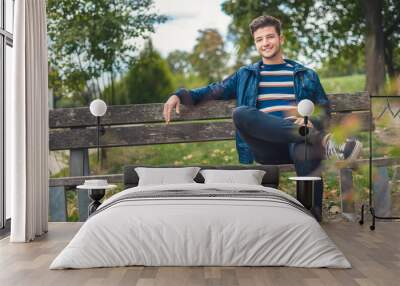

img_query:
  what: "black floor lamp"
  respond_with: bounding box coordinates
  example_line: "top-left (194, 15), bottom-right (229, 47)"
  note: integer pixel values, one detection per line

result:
top-left (78, 99), bottom-right (111, 216)
top-left (89, 99), bottom-right (107, 164)
top-left (298, 99), bottom-right (315, 161)
top-left (359, 95), bottom-right (400, 230)
top-left (288, 99), bottom-right (321, 219)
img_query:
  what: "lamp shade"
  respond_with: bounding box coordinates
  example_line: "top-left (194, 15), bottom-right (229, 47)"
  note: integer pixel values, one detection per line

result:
top-left (89, 99), bottom-right (107, 117)
top-left (297, 99), bottom-right (314, 117)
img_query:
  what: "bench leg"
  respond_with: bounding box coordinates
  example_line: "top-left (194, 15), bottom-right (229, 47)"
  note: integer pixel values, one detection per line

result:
top-left (70, 149), bottom-right (90, 222)
top-left (340, 168), bottom-right (356, 222)
top-left (373, 166), bottom-right (391, 217)
top-left (49, 186), bottom-right (67, 222)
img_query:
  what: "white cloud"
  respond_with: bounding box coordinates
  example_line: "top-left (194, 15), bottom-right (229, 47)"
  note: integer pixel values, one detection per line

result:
top-left (150, 0), bottom-right (232, 57)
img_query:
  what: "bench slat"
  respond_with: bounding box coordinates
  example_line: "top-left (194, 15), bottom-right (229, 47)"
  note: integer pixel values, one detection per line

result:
top-left (331, 111), bottom-right (371, 131)
top-left (50, 174), bottom-right (123, 187)
top-left (328, 92), bottom-right (369, 112)
top-left (49, 101), bottom-right (237, 128)
top-left (50, 121), bottom-right (236, 150)
top-left (49, 92), bottom-right (369, 128)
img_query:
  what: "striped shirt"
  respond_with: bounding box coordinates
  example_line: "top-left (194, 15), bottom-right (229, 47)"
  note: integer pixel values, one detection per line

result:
top-left (257, 62), bottom-right (297, 117)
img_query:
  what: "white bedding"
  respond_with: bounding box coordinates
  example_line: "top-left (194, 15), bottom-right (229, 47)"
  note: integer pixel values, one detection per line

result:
top-left (50, 183), bottom-right (351, 269)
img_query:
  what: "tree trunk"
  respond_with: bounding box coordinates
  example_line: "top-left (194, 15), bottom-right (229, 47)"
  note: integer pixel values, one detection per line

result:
top-left (111, 69), bottom-right (115, 105)
top-left (384, 39), bottom-right (396, 79)
top-left (363, 0), bottom-right (385, 96)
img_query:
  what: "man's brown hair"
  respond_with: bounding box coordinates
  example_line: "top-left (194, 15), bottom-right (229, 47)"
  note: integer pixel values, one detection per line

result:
top-left (249, 15), bottom-right (282, 36)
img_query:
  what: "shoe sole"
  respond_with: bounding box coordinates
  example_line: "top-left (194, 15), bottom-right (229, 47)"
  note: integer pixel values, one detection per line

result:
top-left (344, 140), bottom-right (363, 163)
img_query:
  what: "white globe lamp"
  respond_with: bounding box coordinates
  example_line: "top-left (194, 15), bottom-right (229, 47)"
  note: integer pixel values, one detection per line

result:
top-left (297, 99), bottom-right (314, 117)
top-left (90, 99), bottom-right (107, 117)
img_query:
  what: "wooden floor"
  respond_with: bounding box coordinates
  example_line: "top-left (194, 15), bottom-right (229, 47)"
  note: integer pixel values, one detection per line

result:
top-left (0, 222), bottom-right (399, 286)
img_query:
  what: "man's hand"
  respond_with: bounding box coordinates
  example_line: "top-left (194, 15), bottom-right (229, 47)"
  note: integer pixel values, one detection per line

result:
top-left (285, 116), bottom-right (314, 128)
top-left (163, 95), bottom-right (181, 124)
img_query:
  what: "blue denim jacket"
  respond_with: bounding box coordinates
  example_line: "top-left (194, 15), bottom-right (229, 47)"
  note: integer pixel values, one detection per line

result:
top-left (175, 59), bottom-right (331, 164)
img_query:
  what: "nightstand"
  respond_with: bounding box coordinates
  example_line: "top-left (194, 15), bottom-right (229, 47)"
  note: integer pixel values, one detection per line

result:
top-left (289, 176), bottom-right (321, 210)
top-left (77, 182), bottom-right (117, 216)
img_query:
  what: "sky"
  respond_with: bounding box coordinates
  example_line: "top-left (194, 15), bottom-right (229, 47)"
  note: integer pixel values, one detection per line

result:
top-left (150, 0), bottom-right (233, 57)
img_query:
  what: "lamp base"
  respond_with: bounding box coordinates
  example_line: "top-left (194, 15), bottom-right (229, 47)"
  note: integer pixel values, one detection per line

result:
top-left (88, 189), bottom-right (105, 216)
top-left (296, 180), bottom-right (314, 210)
top-left (299, 125), bottom-right (309, 136)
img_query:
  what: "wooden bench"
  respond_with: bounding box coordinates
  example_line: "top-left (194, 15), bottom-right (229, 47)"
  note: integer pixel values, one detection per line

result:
top-left (48, 91), bottom-right (399, 221)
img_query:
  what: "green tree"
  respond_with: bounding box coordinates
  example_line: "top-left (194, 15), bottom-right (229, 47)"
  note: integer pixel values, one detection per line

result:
top-left (167, 50), bottom-right (193, 75)
top-left (103, 41), bottom-right (174, 104)
top-left (221, 0), bottom-right (400, 95)
top-left (317, 44), bottom-right (365, 78)
top-left (190, 29), bottom-right (229, 83)
top-left (47, 0), bottom-right (167, 106)
top-left (166, 50), bottom-right (208, 92)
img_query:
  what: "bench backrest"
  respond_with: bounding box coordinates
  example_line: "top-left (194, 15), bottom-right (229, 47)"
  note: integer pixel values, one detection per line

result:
top-left (49, 92), bottom-right (370, 151)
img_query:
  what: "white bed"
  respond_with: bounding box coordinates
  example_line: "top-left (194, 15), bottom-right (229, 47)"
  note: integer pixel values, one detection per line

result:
top-left (50, 183), bottom-right (351, 269)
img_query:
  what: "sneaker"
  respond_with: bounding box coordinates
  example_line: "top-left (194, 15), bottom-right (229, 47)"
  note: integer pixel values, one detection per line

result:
top-left (324, 134), bottom-right (362, 162)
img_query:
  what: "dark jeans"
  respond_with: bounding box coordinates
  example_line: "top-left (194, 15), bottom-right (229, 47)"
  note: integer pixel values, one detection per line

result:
top-left (233, 106), bottom-right (325, 221)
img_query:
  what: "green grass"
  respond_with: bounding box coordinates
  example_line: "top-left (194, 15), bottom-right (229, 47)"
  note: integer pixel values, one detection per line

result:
top-left (90, 141), bottom-right (240, 175)
top-left (320, 74), bottom-right (366, 93)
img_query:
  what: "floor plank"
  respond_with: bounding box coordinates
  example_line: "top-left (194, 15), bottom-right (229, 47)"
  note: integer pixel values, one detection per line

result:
top-left (0, 222), bottom-right (399, 286)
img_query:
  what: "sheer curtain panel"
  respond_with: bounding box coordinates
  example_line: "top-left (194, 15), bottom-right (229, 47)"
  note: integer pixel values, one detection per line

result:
top-left (7, 0), bottom-right (49, 242)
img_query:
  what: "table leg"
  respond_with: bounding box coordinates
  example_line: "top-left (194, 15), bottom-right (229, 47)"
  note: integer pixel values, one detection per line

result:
top-left (88, 189), bottom-right (105, 216)
top-left (296, 181), bottom-right (314, 210)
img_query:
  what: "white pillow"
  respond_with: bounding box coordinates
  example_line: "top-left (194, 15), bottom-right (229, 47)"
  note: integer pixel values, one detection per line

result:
top-left (135, 167), bottom-right (201, 186)
top-left (200, 169), bottom-right (266, 185)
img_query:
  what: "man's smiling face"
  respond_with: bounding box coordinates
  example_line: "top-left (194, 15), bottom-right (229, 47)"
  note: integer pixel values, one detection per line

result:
top-left (253, 26), bottom-right (284, 60)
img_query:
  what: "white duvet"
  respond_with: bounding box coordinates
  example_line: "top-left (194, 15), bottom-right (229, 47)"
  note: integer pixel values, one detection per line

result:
top-left (50, 183), bottom-right (351, 269)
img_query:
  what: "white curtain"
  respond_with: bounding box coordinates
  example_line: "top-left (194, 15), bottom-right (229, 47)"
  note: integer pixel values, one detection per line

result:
top-left (7, 0), bottom-right (49, 242)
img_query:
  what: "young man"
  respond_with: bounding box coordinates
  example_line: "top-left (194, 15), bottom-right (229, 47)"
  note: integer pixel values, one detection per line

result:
top-left (163, 15), bottom-right (362, 221)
